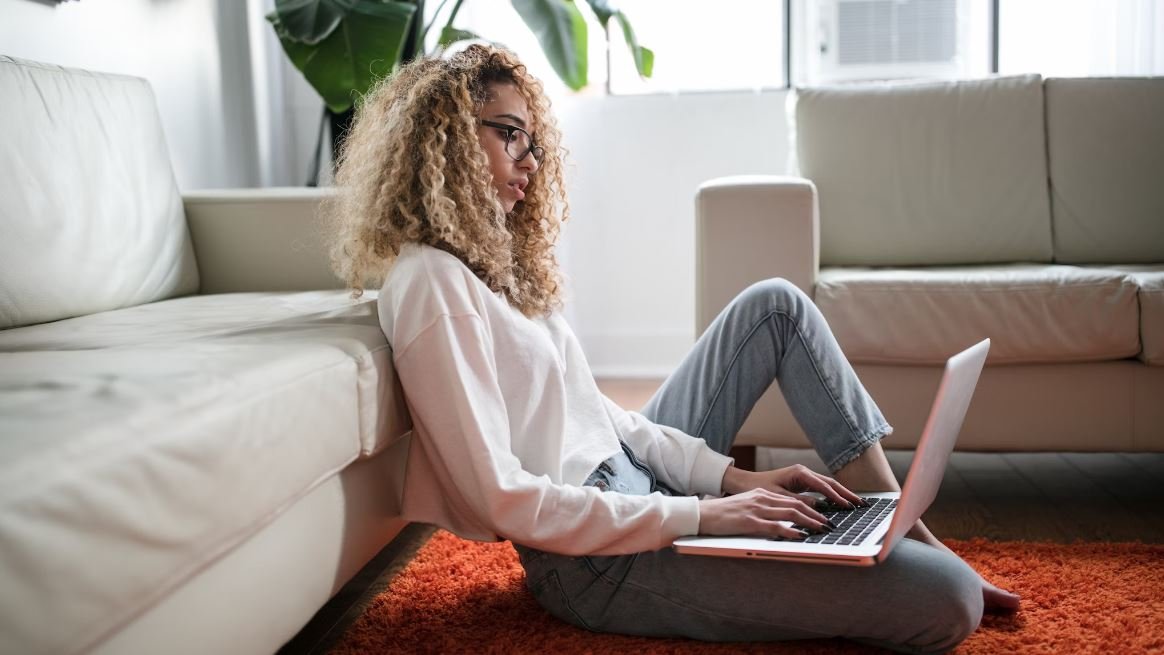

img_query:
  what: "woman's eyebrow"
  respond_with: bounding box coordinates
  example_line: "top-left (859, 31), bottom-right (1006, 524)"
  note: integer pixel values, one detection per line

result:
top-left (491, 112), bottom-right (527, 127)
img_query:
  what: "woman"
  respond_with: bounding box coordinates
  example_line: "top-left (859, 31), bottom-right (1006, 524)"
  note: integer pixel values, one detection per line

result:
top-left (325, 43), bottom-right (1018, 654)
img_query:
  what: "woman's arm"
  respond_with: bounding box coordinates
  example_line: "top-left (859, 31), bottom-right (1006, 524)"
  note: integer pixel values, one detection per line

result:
top-left (395, 313), bottom-right (702, 555)
top-left (598, 394), bottom-right (733, 497)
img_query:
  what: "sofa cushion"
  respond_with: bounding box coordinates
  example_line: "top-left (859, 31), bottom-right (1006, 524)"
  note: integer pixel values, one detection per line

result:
top-left (1046, 77), bottom-right (1164, 264)
top-left (1107, 266), bottom-right (1164, 366)
top-left (0, 291), bottom-right (407, 655)
top-left (0, 56), bottom-right (199, 330)
top-left (815, 264), bottom-right (1140, 365)
top-left (792, 74), bottom-right (1053, 267)
top-left (0, 290), bottom-right (407, 456)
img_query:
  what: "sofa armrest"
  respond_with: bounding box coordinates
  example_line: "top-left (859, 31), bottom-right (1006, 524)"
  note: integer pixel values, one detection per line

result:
top-left (183, 188), bottom-right (344, 294)
top-left (695, 175), bottom-right (820, 336)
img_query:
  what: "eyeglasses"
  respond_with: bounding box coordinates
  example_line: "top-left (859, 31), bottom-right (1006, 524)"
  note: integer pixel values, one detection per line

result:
top-left (480, 120), bottom-right (545, 163)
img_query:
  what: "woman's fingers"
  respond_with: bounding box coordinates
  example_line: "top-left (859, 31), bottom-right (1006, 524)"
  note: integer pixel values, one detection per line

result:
top-left (780, 468), bottom-right (866, 508)
top-left (756, 490), bottom-right (833, 530)
top-left (769, 520), bottom-right (815, 540)
top-left (819, 475), bottom-right (867, 506)
top-left (697, 489), bottom-right (843, 538)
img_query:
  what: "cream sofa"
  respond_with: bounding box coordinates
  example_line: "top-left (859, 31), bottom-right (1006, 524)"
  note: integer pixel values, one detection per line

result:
top-left (0, 57), bottom-right (412, 654)
top-left (697, 74), bottom-right (1164, 453)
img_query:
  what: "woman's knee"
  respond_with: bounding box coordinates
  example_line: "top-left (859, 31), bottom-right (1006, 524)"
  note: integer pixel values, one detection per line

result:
top-left (733, 278), bottom-right (808, 317)
top-left (899, 546), bottom-right (984, 653)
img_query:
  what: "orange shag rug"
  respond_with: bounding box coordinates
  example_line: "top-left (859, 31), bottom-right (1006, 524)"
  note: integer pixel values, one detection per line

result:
top-left (332, 531), bottom-right (1164, 654)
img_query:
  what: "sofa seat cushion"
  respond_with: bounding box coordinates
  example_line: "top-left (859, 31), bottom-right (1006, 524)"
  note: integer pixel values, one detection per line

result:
top-left (1108, 266), bottom-right (1164, 366)
top-left (0, 290), bottom-right (406, 456)
top-left (815, 264), bottom-right (1140, 365)
top-left (0, 291), bottom-right (407, 655)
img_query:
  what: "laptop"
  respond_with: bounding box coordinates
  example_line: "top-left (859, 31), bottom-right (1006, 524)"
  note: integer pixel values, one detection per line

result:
top-left (673, 338), bottom-right (990, 567)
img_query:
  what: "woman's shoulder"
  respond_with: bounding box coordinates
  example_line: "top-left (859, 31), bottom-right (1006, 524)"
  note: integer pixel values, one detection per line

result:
top-left (392, 241), bottom-right (467, 277)
top-left (387, 243), bottom-right (474, 292)
top-left (381, 242), bottom-right (495, 319)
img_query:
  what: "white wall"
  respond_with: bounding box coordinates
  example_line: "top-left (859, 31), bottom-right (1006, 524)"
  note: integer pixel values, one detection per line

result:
top-left (0, 0), bottom-right (322, 191)
top-left (555, 90), bottom-right (792, 377)
top-left (1, 0), bottom-right (248, 190)
top-left (1, 0), bottom-right (790, 377)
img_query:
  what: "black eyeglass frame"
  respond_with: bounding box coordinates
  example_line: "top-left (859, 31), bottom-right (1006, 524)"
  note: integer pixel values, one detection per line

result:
top-left (480, 119), bottom-right (545, 163)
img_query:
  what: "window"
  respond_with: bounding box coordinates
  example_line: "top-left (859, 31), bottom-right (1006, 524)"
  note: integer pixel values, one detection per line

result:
top-left (790, 0), bottom-right (993, 85)
top-left (441, 0), bottom-right (1163, 97)
top-left (999, 0), bottom-right (1164, 77)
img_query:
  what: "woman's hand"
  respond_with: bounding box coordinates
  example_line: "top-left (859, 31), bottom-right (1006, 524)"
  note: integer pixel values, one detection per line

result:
top-left (721, 464), bottom-right (866, 510)
top-left (698, 488), bottom-right (837, 539)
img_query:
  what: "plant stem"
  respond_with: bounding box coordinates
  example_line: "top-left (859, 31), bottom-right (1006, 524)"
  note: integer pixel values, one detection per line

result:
top-left (444, 0), bottom-right (466, 29)
top-left (402, 0), bottom-right (426, 62)
top-left (421, 0), bottom-right (451, 44)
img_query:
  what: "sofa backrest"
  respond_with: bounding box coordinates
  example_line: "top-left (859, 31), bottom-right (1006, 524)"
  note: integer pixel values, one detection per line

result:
top-left (0, 56), bottom-right (199, 330)
top-left (792, 74), bottom-right (1053, 267)
top-left (1045, 77), bottom-right (1164, 264)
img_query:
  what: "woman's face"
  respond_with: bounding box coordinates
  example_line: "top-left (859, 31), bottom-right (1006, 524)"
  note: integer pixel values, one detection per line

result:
top-left (477, 82), bottom-right (541, 213)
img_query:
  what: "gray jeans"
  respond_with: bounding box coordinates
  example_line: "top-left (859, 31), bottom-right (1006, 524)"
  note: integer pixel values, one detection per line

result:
top-left (514, 279), bottom-right (983, 654)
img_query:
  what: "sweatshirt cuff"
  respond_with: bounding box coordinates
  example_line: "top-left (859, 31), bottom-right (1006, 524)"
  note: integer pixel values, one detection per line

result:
top-left (663, 494), bottom-right (703, 539)
top-left (689, 447), bottom-right (734, 497)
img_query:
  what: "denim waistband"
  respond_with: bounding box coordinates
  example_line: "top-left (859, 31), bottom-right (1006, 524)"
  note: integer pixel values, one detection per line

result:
top-left (514, 442), bottom-right (674, 565)
top-left (583, 441), bottom-right (674, 497)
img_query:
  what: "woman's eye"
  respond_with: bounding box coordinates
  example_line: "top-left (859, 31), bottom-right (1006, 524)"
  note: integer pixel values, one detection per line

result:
top-left (497, 129), bottom-right (512, 140)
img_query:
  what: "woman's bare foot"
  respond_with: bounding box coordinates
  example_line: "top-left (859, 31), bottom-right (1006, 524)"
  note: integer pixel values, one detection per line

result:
top-left (908, 523), bottom-right (1020, 613)
top-left (980, 577), bottom-right (1022, 613)
top-left (832, 443), bottom-right (1020, 612)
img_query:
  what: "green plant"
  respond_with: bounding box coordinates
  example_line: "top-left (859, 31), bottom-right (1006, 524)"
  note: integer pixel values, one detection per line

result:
top-left (267, 0), bottom-right (653, 183)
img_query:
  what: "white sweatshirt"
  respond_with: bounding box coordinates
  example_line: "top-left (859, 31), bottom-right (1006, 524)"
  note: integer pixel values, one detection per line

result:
top-left (377, 242), bottom-right (733, 555)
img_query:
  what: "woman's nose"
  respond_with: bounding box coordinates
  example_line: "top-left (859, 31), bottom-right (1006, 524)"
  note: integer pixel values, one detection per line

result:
top-left (518, 152), bottom-right (539, 173)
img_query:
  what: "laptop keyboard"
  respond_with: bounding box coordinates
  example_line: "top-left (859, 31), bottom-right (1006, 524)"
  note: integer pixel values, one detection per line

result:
top-left (793, 497), bottom-right (897, 546)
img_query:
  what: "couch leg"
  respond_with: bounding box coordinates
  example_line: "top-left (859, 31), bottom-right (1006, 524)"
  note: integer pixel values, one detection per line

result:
top-left (728, 445), bottom-right (756, 471)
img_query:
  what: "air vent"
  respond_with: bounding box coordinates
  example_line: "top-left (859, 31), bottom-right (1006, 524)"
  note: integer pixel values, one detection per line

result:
top-left (797, 0), bottom-right (982, 84)
top-left (837, 0), bottom-right (957, 65)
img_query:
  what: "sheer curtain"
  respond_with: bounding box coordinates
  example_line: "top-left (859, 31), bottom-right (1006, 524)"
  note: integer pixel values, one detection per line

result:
top-left (244, 0), bottom-right (327, 188)
top-left (1000, 0), bottom-right (1164, 76)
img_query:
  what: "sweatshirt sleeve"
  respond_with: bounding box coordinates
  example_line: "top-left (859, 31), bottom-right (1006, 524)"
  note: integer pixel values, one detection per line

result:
top-left (393, 312), bottom-right (703, 555)
top-left (600, 394), bottom-right (733, 497)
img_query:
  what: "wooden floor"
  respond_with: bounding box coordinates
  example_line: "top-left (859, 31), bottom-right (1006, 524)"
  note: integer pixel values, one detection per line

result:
top-left (280, 377), bottom-right (1164, 654)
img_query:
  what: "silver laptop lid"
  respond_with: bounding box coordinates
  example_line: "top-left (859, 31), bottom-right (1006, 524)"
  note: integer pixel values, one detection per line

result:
top-left (876, 338), bottom-right (990, 563)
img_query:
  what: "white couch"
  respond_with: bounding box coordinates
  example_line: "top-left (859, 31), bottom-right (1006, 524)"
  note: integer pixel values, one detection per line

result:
top-left (0, 57), bottom-right (412, 654)
top-left (697, 74), bottom-right (1164, 453)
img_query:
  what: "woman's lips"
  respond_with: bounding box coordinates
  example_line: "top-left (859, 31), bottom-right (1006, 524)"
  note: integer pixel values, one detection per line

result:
top-left (508, 183), bottom-right (525, 201)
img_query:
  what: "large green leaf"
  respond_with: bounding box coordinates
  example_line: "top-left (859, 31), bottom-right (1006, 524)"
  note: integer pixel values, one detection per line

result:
top-left (580, 0), bottom-right (652, 78)
top-left (269, 13), bottom-right (316, 71)
top-left (511, 0), bottom-right (588, 91)
top-left (582, 0), bottom-right (614, 26)
top-left (613, 11), bottom-right (653, 78)
top-left (438, 26), bottom-right (482, 49)
top-left (273, 0), bottom-right (361, 44)
top-left (269, 0), bottom-right (417, 113)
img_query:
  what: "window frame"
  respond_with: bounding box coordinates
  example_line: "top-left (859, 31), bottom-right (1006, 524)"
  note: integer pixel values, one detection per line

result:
top-left (606, 0), bottom-right (1003, 96)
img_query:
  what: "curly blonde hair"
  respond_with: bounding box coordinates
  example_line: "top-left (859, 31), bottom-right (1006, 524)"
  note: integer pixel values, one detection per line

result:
top-left (323, 43), bottom-right (569, 318)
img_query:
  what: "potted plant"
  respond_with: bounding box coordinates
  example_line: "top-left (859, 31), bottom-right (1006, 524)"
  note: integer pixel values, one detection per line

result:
top-left (267, 0), bottom-right (654, 185)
